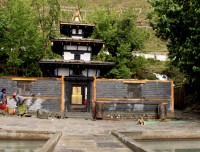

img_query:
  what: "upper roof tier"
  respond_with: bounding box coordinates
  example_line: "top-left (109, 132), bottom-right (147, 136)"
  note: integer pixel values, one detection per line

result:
top-left (60, 21), bottom-right (95, 38)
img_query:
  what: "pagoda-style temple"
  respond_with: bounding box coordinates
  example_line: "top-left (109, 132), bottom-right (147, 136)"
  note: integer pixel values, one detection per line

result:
top-left (39, 9), bottom-right (115, 113)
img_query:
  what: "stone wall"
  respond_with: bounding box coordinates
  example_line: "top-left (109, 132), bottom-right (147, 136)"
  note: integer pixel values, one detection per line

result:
top-left (95, 79), bottom-right (173, 119)
top-left (0, 77), bottom-right (174, 119)
top-left (0, 77), bottom-right (17, 96)
top-left (0, 77), bottom-right (61, 112)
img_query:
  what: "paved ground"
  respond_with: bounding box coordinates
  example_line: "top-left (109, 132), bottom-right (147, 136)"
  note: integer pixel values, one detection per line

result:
top-left (0, 110), bottom-right (200, 152)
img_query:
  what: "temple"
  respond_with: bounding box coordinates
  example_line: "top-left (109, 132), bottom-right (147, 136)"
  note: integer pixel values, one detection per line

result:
top-left (39, 9), bottom-right (115, 112)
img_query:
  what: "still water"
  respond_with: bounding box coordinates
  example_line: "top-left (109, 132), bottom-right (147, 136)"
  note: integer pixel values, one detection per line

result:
top-left (0, 140), bottom-right (46, 152)
top-left (136, 139), bottom-right (200, 152)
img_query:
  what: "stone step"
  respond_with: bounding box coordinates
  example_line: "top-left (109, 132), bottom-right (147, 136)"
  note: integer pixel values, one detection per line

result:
top-left (65, 112), bottom-right (93, 119)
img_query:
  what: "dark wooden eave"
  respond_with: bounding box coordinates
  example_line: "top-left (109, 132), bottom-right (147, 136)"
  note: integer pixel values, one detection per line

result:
top-left (39, 59), bottom-right (115, 67)
top-left (60, 21), bottom-right (96, 27)
top-left (39, 59), bottom-right (115, 77)
top-left (52, 38), bottom-right (104, 43)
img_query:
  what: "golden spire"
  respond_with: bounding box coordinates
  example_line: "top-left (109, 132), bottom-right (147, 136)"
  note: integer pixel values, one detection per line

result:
top-left (0, 0), bottom-right (5, 7)
top-left (72, 7), bottom-right (82, 22)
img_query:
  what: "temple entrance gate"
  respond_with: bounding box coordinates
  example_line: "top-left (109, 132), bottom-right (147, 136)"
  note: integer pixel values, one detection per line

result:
top-left (65, 77), bottom-right (92, 113)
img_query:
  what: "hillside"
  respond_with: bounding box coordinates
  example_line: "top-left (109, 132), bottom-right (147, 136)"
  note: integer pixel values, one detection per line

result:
top-left (59, 0), bottom-right (168, 54)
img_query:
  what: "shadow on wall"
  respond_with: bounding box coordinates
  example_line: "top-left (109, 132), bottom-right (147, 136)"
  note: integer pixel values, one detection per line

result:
top-left (7, 97), bottom-right (45, 111)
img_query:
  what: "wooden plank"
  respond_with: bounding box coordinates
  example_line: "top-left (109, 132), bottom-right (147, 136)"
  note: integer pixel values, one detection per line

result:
top-left (60, 75), bottom-right (65, 112)
top-left (93, 76), bottom-right (97, 102)
top-left (11, 77), bottom-right (38, 81)
top-left (171, 80), bottom-right (174, 113)
top-left (96, 100), bottom-right (170, 105)
top-left (123, 80), bottom-right (146, 83)
top-left (93, 76), bottom-right (97, 118)
top-left (96, 98), bottom-right (171, 101)
top-left (96, 79), bottom-right (129, 82)
top-left (9, 77), bottom-right (61, 81)
top-left (96, 78), bottom-right (172, 83)
top-left (123, 80), bottom-right (172, 83)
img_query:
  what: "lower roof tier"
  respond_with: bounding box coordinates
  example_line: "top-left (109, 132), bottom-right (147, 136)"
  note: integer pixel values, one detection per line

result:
top-left (39, 59), bottom-right (115, 77)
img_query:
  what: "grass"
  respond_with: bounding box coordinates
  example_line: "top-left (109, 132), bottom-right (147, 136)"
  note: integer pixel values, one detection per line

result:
top-left (144, 29), bottom-right (168, 53)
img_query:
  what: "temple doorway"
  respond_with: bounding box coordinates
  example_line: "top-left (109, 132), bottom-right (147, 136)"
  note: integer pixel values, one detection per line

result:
top-left (65, 79), bottom-right (92, 112)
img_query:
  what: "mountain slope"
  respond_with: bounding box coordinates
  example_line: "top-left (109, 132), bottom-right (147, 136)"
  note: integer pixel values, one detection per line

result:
top-left (59, 0), bottom-right (167, 54)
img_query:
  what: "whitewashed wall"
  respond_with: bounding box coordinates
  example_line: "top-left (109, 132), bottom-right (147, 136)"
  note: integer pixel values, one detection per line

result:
top-left (134, 52), bottom-right (168, 61)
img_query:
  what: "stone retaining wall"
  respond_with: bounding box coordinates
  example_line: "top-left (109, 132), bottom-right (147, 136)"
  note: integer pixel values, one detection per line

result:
top-left (95, 79), bottom-right (173, 119)
top-left (0, 77), bottom-right (174, 119)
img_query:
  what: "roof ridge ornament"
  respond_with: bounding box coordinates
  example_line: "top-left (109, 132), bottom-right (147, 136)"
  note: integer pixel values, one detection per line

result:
top-left (72, 7), bottom-right (82, 22)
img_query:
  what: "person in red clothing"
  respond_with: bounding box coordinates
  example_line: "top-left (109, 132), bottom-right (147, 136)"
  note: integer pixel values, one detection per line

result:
top-left (0, 88), bottom-right (7, 110)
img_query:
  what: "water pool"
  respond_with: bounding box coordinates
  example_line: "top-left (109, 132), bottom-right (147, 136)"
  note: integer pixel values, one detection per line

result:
top-left (0, 140), bottom-right (46, 152)
top-left (0, 129), bottom-right (62, 152)
top-left (136, 139), bottom-right (200, 152)
top-left (112, 131), bottom-right (200, 152)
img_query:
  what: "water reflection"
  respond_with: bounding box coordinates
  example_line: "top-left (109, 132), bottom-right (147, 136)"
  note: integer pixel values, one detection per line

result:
top-left (136, 139), bottom-right (200, 152)
top-left (0, 140), bottom-right (46, 152)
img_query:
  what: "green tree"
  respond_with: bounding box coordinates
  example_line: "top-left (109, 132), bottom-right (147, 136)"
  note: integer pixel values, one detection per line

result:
top-left (0, 3), bottom-right (9, 75)
top-left (0, 0), bottom-right (44, 76)
top-left (148, 0), bottom-right (200, 85)
top-left (31, 0), bottom-right (60, 59)
top-left (89, 7), bottom-right (148, 78)
top-left (0, 0), bottom-right (60, 76)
